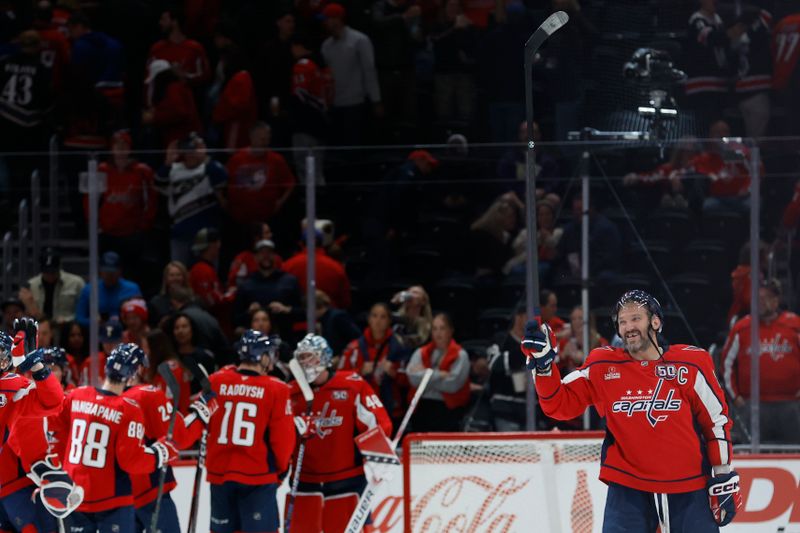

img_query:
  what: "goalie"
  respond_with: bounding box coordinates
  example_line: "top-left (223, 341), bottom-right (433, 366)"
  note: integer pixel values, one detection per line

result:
top-left (287, 334), bottom-right (393, 533)
top-left (0, 319), bottom-right (84, 531)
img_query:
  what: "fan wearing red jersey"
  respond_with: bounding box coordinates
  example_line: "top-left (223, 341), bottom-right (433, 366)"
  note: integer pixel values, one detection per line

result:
top-left (53, 344), bottom-right (178, 533)
top-left (179, 330), bottom-right (294, 533)
top-left (122, 348), bottom-right (193, 533)
top-left (524, 291), bottom-right (740, 532)
top-left (288, 334), bottom-right (393, 533)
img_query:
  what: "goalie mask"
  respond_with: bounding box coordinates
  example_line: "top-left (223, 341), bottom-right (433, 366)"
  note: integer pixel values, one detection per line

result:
top-left (293, 333), bottom-right (332, 383)
top-left (0, 330), bottom-right (12, 373)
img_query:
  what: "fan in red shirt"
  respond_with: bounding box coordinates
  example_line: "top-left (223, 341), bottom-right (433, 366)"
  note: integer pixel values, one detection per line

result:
top-left (147, 7), bottom-right (210, 87)
top-left (212, 49), bottom-right (258, 150)
top-left (178, 330), bottom-right (295, 533)
top-left (721, 280), bottom-right (800, 443)
top-left (189, 227), bottom-right (235, 336)
top-left (283, 232), bottom-right (351, 310)
top-left (227, 222), bottom-right (284, 289)
top-left (225, 123), bottom-right (296, 225)
top-left (141, 60), bottom-right (202, 147)
top-left (288, 334), bottom-right (393, 533)
top-left (52, 344), bottom-right (178, 532)
top-left (121, 298), bottom-right (150, 347)
top-left (32, 2), bottom-right (70, 91)
top-left (524, 290), bottom-right (740, 530)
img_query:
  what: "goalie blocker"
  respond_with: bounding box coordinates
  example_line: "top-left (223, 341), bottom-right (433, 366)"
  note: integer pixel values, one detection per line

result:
top-left (288, 334), bottom-right (393, 533)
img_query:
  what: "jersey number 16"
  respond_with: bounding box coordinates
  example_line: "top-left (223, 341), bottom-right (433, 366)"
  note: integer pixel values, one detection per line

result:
top-left (218, 401), bottom-right (257, 446)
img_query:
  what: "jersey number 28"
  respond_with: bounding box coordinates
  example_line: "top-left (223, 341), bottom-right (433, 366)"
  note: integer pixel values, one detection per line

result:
top-left (218, 401), bottom-right (257, 446)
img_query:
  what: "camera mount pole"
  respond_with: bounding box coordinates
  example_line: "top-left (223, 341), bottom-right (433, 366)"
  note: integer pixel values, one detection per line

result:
top-left (524, 10), bottom-right (569, 431)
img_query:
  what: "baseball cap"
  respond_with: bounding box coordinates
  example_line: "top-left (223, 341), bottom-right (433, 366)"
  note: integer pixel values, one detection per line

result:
top-left (40, 247), bottom-right (61, 273)
top-left (99, 318), bottom-right (123, 343)
top-left (254, 239), bottom-right (276, 252)
top-left (177, 132), bottom-right (203, 152)
top-left (145, 59), bottom-right (171, 83)
top-left (121, 298), bottom-right (148, 322)
top-left (192, 227), bottom-right (221, 254)
top-left (408, 149), bottom-right (439, 168)
top-left (100, 251), bottom-right (121, 272)
top-left (321, 3), bottom-right (345, 19)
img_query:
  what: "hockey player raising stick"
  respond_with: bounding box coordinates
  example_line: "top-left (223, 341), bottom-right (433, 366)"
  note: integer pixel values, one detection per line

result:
top-left (178, 329), bottom-right (295, 533)
top-left (523, 290), bottom-right (740, 532)
top-left (52, 343), bottom-right (179, 533)
top-left (287, 334), bottom-right (393, 533)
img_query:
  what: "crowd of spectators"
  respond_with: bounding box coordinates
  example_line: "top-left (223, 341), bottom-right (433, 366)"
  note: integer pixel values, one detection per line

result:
top-left (0, 0), bottom-right (798, 442)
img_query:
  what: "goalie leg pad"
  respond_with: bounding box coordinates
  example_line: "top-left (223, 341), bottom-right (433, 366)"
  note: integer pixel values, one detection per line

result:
top-left (323, 492), bottom-right (360, 533)
top-left (28, 456), bottom-right (84, 519)
top-left (286, 492), bottom-right (323, 533)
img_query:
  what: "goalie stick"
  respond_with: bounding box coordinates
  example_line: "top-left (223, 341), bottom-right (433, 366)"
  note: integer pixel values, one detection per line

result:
top-left (150, 362), bottom-right (181, 533)
top-left (343, 368), bottom-right (434, 533)
top-left (285, 358), bottom-right (314, 533)
top-left (181, 356), bottom-right (212, 533)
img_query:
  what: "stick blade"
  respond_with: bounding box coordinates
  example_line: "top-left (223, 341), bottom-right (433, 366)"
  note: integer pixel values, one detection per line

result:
top-left (542, 10), bottom-right (569, 34)
top-left (289, 358), bottom-right (314, 402)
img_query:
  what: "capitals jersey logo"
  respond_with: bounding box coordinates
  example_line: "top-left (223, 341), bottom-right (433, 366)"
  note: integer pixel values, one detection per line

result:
top-left (313, 401), bottom-right (343, 439)
top-left (611, 379), bottom-right (682, 427)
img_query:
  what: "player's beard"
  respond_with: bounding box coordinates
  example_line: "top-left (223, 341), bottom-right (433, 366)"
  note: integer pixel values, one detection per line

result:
top-left (623, 327), bottom-right (652, 354)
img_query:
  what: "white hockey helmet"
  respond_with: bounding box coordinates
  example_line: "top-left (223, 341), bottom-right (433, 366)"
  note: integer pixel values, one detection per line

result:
top-left (293, 333), bottom-right (333, 383)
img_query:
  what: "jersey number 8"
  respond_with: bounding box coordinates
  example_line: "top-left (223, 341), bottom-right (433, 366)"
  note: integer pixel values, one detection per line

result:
top-left (69, 420), bottom-right (110, 468)
top-left (218, 401), bottom-right (257, 446)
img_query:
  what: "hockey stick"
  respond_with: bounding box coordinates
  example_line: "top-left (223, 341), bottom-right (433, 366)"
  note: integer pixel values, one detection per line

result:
top-left (180, 357), bottom-right (212, 533)
top-left (150, 362), bottom-right (181, 533)
top-left (343, 368), bottom-right (434, 533)
top-left (523, 9), bottom-right (569, 431)
top-left (285, 358), bottom-right (314, 533)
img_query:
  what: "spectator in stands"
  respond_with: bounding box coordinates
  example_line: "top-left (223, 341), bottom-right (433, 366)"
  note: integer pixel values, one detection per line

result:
top-left (371, 0), bottom-right (421, 138)
top-left (233, 239), bottom-right (302, 337)
top-left (99, 316), bottom-right (123, 359)
top-left (731, 6), bottom-right (773, 138)
top-left (227, 222), bottom-right (284, 289)
top-left (283, 230), bottom-right (351, 310)
top-left (684, 0), bottom-right (740, 129)
top-left (689, 120), bottom-right (754, 214)
top-left (340, 302), bottom-right (408, 428)
top-left (622, 137), bottom-right (698, 211)
top-left (778, 180), bottom-right (800, 236)
top-left (121, 297), bottom-right (149, 346)
top-left (66, 13), bottom-right (124, 131)
top-left (225, 122), bottom-right (295, 230)
top-left (289, 33), bottom-right (330, 184)
top-left (147, 7), bottom-right (210, 89)
top-left (75, 251), bottom-right (142, 328)
top-left (88, 130), bottom-right (157, 280)
top-left (407, 312), bottom-right (471, 432)
top-left (391, 285), bottom-right (433, 349)
top-left (141, 60), bottom-right (202, 148)
top-left (488, 304), bottom-right (529, 431)
top-left (504, 198), bottom-right (563, 283)
top-left (168, 285), bottom-right (232, 365)
top-left (558, 305), bottom-right (608, 374)
top-left (189, 227), bottom-right (235, 333)
top-left (155, 132), bottom-right (228, 266)
top-left (496, 121), bottom-right (560, 199)
top-left (469, 192), bottom-right (523, 279)
top-left (143, 328), bottom-right (190, 413)
top-left (254, 11), bottom-right (295, 132)
top-left (0, 30), bottom-right (54, 209)
top-left (727, 241), bottom-right (768, 324)
top-left (148, 261), bottom-right (193, 327)
top-left (32, 1), bottom-right (70, 92)
top-left (37, 316), bottom-right (55, 348)
top-left (211, 44), bottom-right (258, 150)
top-left (321, 3), bottom-right (383, 146)
top-left (1, 298), bottom-right (24, 335)
top-left (246, 307), bottom-right (291, 380)
top-left (772, 12), bottom-right (800, 136)
top-left (167, 312), bottom-right (216, 379)
top-left (541, 288), bottom-right (568, 337)
top-left (558, 196), bottom-right (622, 280)
top-left (60, 320), bottom-right (89, 381)
top-left (314, 290), bottom-right (360, 357)
top-left (19, 247), bottom-right (85, 326)
top-left (721, 279), bottom-right (800, 443)
top-left (430, 0), bottom-right (477, 125)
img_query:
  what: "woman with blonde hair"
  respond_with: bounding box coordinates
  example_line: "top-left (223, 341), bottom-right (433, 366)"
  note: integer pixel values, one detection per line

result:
top-left (148, 261), bottom-right (193, 327)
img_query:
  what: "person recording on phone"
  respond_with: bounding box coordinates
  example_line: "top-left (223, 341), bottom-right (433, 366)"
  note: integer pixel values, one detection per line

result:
top-left (390, 285), bottom-right (432, 349)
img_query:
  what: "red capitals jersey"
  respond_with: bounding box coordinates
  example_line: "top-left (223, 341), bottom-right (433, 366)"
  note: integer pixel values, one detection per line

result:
top-left (183, 368), bottom-right (295, 485)
top-left (152, 359), bottom-right (191, 415)
top-left (0, 416), bottom-right (50, 498)
top-left (123, 384), bottom-right (190, 507)
top-left (87, 161), bottom-right (157, 237)
top-left (53, 387), bottom-right (159, 512)
top-left (772, 14), bottom-right (800, 90)
top-left (0, 371), bottom-right (63, 445)
top-left (227, 249), bottom-right (283, 289)
top-left (689, 150), bottom-right (753, 198)
top-left (289, 371), bottom-right (393, 484)
top-left (67, 353), bottom-right (106, 387)
top-left (721, 311), bottom-right (800, 402)
top-left (225, 148), bottom-right (295, 224)
top-left (535, 345), bottom-right (732, 494)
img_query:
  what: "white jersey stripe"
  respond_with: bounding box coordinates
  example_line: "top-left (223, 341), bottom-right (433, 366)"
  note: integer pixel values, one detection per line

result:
top-left (694, 371), bottom-right (729, 465)
top-left (563, 368), bottom-right (589, 385)
top-left (355, 394), bottom-right (378, 429)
